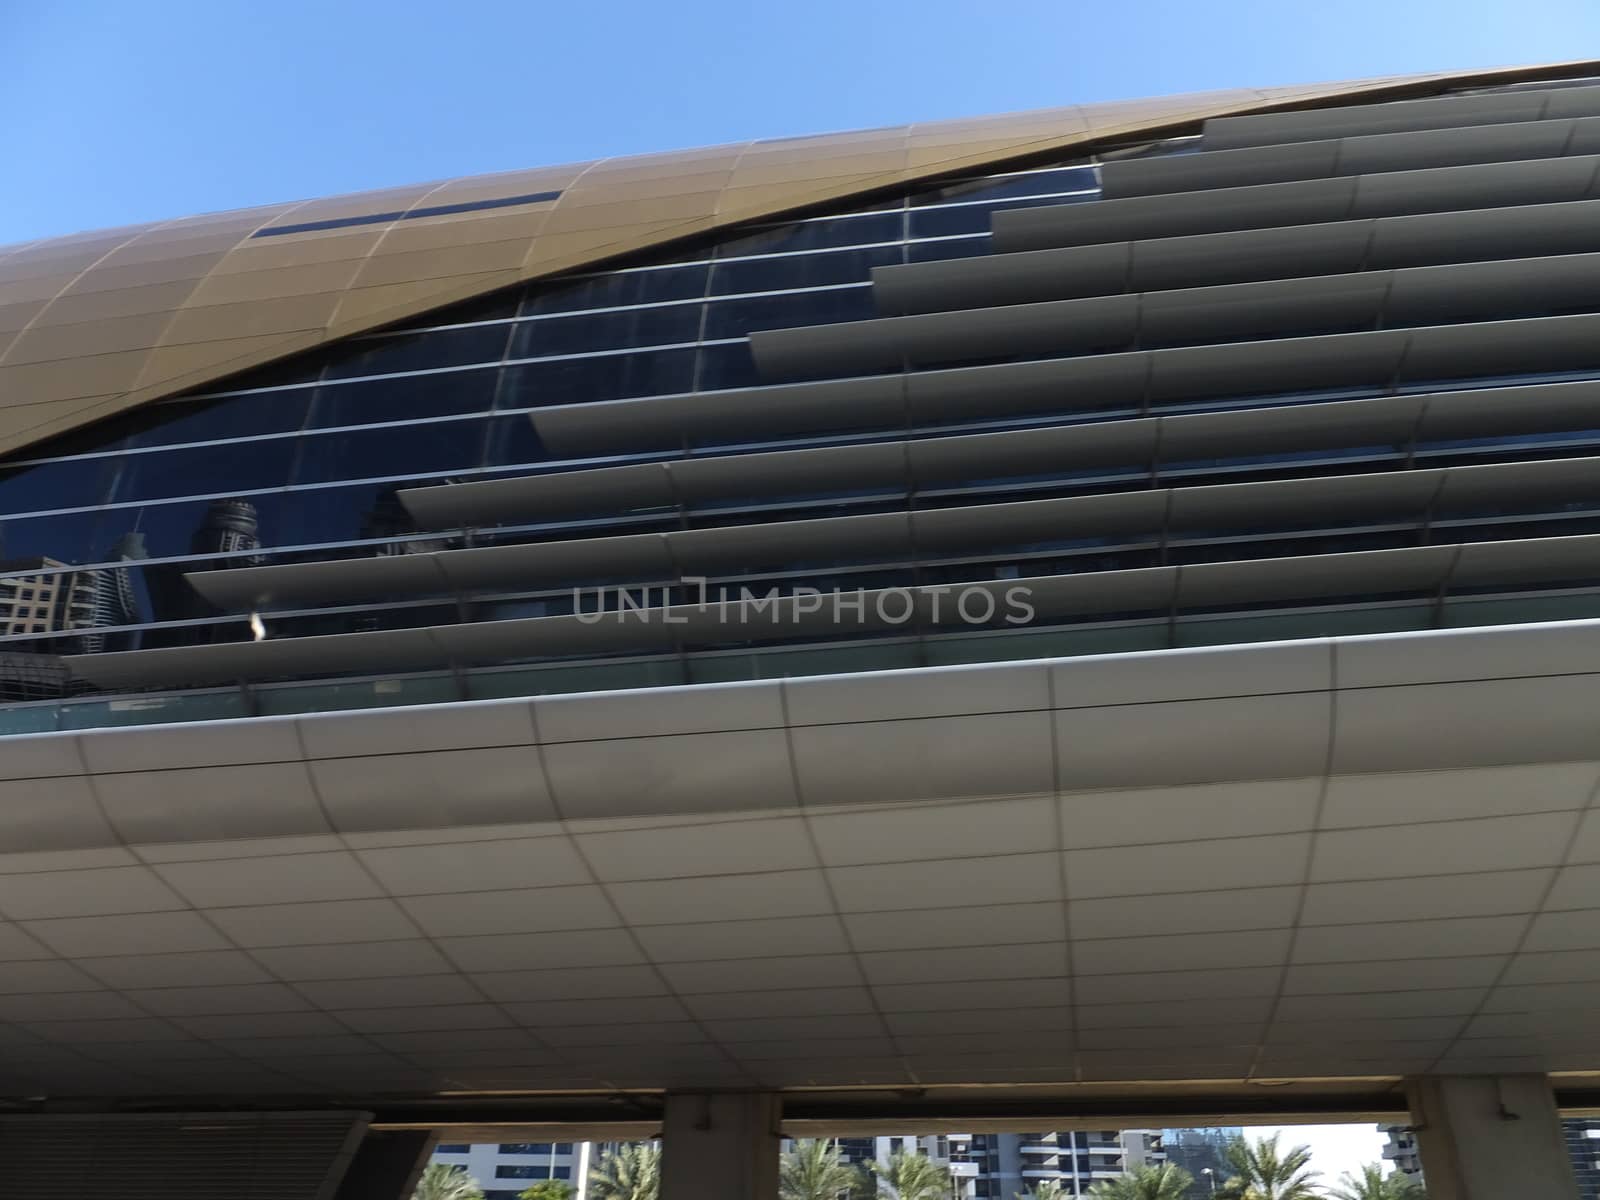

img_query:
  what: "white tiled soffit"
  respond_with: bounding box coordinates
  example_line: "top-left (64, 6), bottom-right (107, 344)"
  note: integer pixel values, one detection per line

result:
top-left (0, 619), bottom-right (1598, 1095)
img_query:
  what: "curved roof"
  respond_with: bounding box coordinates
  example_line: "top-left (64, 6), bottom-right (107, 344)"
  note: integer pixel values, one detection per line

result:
top-left (0, 60), bottom-right (1592, 460)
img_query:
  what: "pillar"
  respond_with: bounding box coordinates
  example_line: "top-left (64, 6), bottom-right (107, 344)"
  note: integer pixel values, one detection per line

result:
top-left (1406, 1075), bottom-right (1579, 1199)
top-left (660, 1092), bottom-right (780, 1200)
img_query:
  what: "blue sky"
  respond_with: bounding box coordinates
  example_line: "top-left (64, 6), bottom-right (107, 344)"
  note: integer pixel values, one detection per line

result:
top-left (3, 0), bottom-right (1600, 245)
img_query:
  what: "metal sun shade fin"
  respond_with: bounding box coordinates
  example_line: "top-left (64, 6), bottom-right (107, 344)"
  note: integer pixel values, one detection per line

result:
top-left (991, 155), bottom-right (1600, 253)
top-left (65, 531), bottom-right (1600, 691)
top-left (874, 199), bottom-right (1600, 317)
top-left (1199, 82), bottom-right (1600, 151)
top-left (1099, 114), bottom-right (1600, 199)
top-left (178, 455), bottom-right (1600, 614)
top-left (757, 253), bottom-right (1600, 382)
top-left (391, 379), bottom-right (1600, 534)
top-left (520, 314), bottom-right (1600, 456)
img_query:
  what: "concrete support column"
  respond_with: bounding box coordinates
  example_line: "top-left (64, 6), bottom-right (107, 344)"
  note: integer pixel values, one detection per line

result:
top-left (1406, 1074), bottom-right (1579, 1199)
top-left (660, 1092), bottom-right (780, 1200)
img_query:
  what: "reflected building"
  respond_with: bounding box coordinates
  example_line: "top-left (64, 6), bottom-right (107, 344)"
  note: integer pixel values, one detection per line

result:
top-left (146, 498), bottom-right (265, 639)
top-left (1160, 1128), bottom-right (1242, 1197)
top-left (0, 557), bottom-right (97, 640)
top-left (191, 498), bottom-right (263, 563)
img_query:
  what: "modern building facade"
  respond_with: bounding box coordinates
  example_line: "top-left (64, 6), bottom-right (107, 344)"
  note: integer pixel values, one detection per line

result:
top-left (430, 1139), bottom-right (582, 1200)
top-left (4, 59), bottom-right (1600, 1200)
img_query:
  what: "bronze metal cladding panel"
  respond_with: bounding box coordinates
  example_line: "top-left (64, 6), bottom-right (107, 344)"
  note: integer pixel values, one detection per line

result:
top-left (0, 61), bottom-right (1594, 459)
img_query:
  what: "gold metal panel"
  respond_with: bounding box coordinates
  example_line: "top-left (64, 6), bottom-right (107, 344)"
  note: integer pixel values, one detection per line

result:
top-left (6, 311), bottom-right (176, 367)
top-left (328, 271), bottom-right (524, 330)
top-left (0, 60), bottom-right (1590, 458)
top-left (738, 135), bottom-right (910, 165)
top-left (728, 150), bottom-right (914, 189)
top-left (416, 166), bottom-right (592, 205)
top-left (131, 331), bottom-right (324, 392)
top-left (519, 219), bottom-right (721, 272)
top-left (4, 350), bottom-right (152, 403)
top-left (159, 292), bottom-right (342, 345)
top-left (0, 271), bottom-right (83, 307)
top-left (208, 229), bottom-right (388, 275)
top-left (344, 237), bottom-right (546, 292)
top-left (577, 154), bottom-right (744, 186)
top-left (28, 279), bottom-right (204, 327)
top-left (0, 300), bottom-right (51, 334)
top-left (715, 176), bottom-right (899, 218)
top-left (182, 260), bottom-right (368, 307)
top-left (256, 184), bottom-right (441, 229)
top-left (0, 397), bottom-right (117, 445)
top-left (364, 208), bottom-right (554, 256)
top-left (560, 169), bottom-right (737, 204)
top-left (538, 190), bottom-right (728, 235)
top-left (0, 236), bottom-right (144, 281)
top-left (61, 249), bottom-right (231, 294)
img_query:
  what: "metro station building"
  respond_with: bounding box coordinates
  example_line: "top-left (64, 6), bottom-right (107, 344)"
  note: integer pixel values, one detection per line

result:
top-left (2, 59), bottom-right (1600, 1199)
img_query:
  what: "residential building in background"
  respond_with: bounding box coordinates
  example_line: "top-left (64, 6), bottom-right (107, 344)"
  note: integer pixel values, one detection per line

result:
top-left (431, 1141), bottom-right (581, 1200)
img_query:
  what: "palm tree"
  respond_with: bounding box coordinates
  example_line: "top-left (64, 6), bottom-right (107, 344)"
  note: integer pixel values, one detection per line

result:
top-left (1014, 1183), bottom-right (1071, 1200)
top-left (868, 1150), bottom-right (953, 1200)
top-left (1214, 1135), bottom-right (1320, 1200)
top-left (520, 1182), bottom-right (575, 1200)
top-left (1085, 1163), bottom-right (1195, 1199)
top-left (1327, 1164), bottom-right (1426, 1200)
top-left (782, 1139), bottom-right (871, 1200)
top-left (413, 1163), bottom-right (485, 1200)
top-left (589, 1143), bottom-right (662, 1200)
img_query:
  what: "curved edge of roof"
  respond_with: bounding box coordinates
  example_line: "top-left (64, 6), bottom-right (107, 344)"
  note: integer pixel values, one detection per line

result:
top-left (0, 59), bottom-right (1595, 460)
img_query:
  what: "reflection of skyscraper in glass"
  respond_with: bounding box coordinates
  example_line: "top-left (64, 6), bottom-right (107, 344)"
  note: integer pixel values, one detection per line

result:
top-left (360, 483), bottom-right (452, 556)
top-left (81, 531), bottom-right (148, 654)
top-left (191, 499), bottom-right (263, 563)
top-left (146, 500), bottom-right (266, 641)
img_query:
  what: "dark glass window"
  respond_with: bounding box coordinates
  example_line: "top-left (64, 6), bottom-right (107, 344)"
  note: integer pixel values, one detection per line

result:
top-left (435, 1144), bottom-right (469, 1154)
top-left (907, 236), bottom-right (991, 263)
top-left (498, 1143), bottom-right (552, 1154)
top-left (110, 439), bottom-right (299, 503)
top-left (695, 342), bottom-right (761, 392)
top-left (115, 493), bottom-right (286, 564)
top-left (709, 246), bottom-right (902, 296)
top-left (273, 483), bottom-right (391, 549)
top-left (498, 348), bottom-right (695, 408)
top-left (132, 390), bottom-right (313, 448)
top-left (211, 354), bottom-right (329, 393)
top-left (510, 304), bottom-right (702, 358)
top-left (293, 420), bottom-right (485, 484)
top-left (526, 264), bottom-right (709, 313)
top-left (714, 213), bottom-right (903, 258)
top-left (481, 414), bottom-right (547, 468)
top-left (307, 369), bottom-right (500, 428)
top-left (0, 509), bottom-right (106, 567)
top-left (0, 457), bottom-right (117, 514)
top-left (911, 166), bottom-right (1096, 206)
top-left (495, 1165), bottom-right (572, 1179)
top-left (321, 324), bottom-right (510, 380)
top-left (702, 289), bottom-right (875, 339)
top-left (408, 288), bottom-right (522, 328)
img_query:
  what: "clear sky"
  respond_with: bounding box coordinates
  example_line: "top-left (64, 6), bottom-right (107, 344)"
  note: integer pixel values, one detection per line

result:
top-left (4, 0), bottom-right (1600, 246)
top-left (1253, 1123), bottom-right (1390, 1188)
